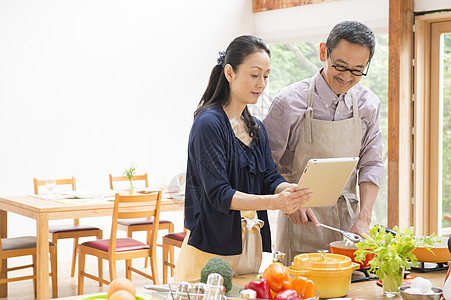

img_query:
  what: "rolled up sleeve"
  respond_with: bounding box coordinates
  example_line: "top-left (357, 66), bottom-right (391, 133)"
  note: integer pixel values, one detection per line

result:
top-left (358, 101), bottom-right (385, 188)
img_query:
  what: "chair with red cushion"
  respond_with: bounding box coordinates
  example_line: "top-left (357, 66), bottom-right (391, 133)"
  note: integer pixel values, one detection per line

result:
top-left (109, 173), bottom-right (174, 267)
top-left (0, 236), bottom-right (58, 298)
top-left (162, 230), bottom-right (186, 284)
top-left (33, 177), bottom-right (103, 280)
top-left (77, 192), bottom-right (162, 295)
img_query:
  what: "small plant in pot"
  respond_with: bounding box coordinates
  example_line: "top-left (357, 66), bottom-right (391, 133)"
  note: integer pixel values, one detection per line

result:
top-left (354, 225), bottom-right (439, 298)
top-left (124, 163), bottom-right (137, 195)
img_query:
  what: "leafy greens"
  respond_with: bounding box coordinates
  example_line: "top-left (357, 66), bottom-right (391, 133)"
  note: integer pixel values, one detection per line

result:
top-left (354, 225), bottom-right (439, 279)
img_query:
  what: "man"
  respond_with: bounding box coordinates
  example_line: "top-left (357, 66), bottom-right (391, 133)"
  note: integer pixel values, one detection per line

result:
top-left (262, 21), bottom-right (385, 262)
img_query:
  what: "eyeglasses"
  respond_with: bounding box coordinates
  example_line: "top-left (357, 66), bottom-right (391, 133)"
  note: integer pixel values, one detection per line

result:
top-left (327, 48), bottom-right (371, 77)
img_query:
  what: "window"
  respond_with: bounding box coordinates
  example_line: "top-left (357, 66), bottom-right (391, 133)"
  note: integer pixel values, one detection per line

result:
top-left (443, 33), bottom-right (451, 231)
top-left (414, 15), bottom-right (451, 236)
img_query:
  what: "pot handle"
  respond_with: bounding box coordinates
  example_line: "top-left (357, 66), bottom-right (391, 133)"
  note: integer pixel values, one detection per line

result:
top-left (375, 224), bottom-right (397, 236)
top-left (351, 262), bottom-right (360, 270)
top-left (447, 237), bottom-right (451, 255)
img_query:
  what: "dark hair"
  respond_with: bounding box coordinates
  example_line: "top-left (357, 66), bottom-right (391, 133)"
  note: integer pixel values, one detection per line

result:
top-left (326, 21), bottom-right (376, 61)
top-left (194, 35), bottom-right (270, 139)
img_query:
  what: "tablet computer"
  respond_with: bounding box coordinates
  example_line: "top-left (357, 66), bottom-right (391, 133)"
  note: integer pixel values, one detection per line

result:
top-left (296, 157), bottom-right (359, 208)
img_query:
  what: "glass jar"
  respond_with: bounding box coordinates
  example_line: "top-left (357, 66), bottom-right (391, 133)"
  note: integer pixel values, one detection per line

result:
top-left (381, 268), bottom-right (404, 298)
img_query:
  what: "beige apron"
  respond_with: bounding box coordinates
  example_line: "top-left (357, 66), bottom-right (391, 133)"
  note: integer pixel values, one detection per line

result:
top-left (174, 211), bottom-right (257, 282)
top-left (275, 76), bottom-right (362, 264)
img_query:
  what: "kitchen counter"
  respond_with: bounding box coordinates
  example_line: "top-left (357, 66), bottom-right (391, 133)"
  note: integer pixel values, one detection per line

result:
top-left (57, 269), bottom-right (448, 300)
top-left (232, 270), bottom-right (448, 299)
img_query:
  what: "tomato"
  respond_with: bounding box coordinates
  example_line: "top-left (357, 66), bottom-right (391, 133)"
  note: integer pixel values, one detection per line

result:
top-left (263, 263), bottom-right (291, 293)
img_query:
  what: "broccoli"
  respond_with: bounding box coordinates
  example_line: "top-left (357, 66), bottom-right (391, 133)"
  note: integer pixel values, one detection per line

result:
top-left (200, 257), bottom-right (233, 293)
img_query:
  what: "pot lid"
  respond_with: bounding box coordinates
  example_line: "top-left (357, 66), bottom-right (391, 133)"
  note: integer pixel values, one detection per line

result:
top-left (291, 252), bottom-right (353, 271)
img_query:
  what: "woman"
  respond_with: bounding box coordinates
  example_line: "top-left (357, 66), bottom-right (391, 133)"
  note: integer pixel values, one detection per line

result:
top-left (175, 35), bottom-right (312, 282)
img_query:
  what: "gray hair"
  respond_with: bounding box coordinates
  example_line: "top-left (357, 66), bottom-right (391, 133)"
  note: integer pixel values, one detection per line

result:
top-left (326, 21), bottom-right (376, 61)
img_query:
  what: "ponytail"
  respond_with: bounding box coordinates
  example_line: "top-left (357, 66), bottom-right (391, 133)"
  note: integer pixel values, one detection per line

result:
top-left (194, 63), bottom-right (229, 118)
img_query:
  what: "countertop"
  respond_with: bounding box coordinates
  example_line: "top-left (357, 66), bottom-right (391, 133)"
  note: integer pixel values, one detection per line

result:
top-left (58, 269), bottom-right (448, 300)
top-left (233, 270), bottom-right (447, 299)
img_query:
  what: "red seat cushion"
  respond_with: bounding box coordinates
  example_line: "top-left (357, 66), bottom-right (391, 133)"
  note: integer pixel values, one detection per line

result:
top-left (2, 236), bottom-right (55, 251)
top-left (81, 238), bottom-right (150, 252)
top-left (165, 232), bottom-right (186, 241)
top-left (117, 218), bottom-right (173, 226)
top-left (49, 224), bottom-right (101, 233)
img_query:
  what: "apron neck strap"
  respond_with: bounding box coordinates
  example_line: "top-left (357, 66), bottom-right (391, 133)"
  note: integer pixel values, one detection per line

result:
top-left (307, 77), bottom-right (315, 108)
top-left (305, 77), bottom-right (316, 143)
top-left (350, 89), bottom-right (359, 118)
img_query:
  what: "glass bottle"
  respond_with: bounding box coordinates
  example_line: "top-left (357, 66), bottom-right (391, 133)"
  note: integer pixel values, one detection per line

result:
top-left (240, 289), bottom-right (257, 300)
top-left (204, 273), bottom-right (225, 300)
top-left (273, 251), bottom-right (286, 265)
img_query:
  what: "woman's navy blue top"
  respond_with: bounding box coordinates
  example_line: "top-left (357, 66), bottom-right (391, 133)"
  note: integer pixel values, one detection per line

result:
top-left (184, 106), bottom-right (286, 255)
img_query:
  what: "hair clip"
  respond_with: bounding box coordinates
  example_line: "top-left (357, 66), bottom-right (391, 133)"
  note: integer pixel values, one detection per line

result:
top-left (217, 51), bottom-right (226, 66)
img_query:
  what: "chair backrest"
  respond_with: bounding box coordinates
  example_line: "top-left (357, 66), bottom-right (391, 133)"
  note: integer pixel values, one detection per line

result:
top-left (33, 177), bottom-right (77, 194)
top-left (109, 173), bottom-right (148, 190)
top-left (109, 192), bottom-right (162, 255)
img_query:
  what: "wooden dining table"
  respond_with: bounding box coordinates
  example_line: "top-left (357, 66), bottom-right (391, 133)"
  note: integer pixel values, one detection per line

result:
top-left (0, 193), bottom-right (184, 300)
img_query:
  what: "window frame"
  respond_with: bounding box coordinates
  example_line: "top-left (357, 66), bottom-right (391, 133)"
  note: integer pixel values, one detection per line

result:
top-left (414, 12), bottom-right (451, 235)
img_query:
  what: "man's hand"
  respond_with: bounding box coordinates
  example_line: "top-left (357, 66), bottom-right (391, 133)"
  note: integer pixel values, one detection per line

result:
top-left (288, 208), bottom-right (320, 228)
top-left (349, 218), bottom-right (370, 236)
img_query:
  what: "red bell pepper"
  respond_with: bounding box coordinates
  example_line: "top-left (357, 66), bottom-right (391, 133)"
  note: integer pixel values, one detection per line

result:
top-left (274, 289), bottom-right (300, 300)
top-left (244, 276), bottom-right (272, 300)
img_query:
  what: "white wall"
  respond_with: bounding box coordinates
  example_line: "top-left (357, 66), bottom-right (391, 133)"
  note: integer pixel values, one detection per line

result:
top-left (415, 0), bottom-right (451, 12)
top-left (254, 0), bottom-right (389, 43)
top-left (0, 0), bottom-right (253, 236)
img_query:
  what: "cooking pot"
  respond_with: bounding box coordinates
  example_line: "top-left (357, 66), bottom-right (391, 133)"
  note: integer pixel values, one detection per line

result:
top-left (329, 240), bottom-right (375, 269)
top-left (287, 252), bottom-right (359, 298)
top-left (413, 236), bottom-right (451, 263)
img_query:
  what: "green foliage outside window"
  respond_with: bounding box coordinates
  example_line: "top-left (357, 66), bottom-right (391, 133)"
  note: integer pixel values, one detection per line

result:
top-left (442, 33), bottom-right (451, 229)
top-left (267, 34), bottom-right (389, 226)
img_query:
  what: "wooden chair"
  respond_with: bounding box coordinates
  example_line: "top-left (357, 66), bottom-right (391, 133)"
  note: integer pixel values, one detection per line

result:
top-left (77, 192), bottom-right (162, 294)
top-left (109, 173), bottom-right (174, 267)
top-left (0, 236), bottom-right (58, 298)
top-left (162, 231), bottom-right (186, 284)
top-left (33, 177), bottom-right (103, 279)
